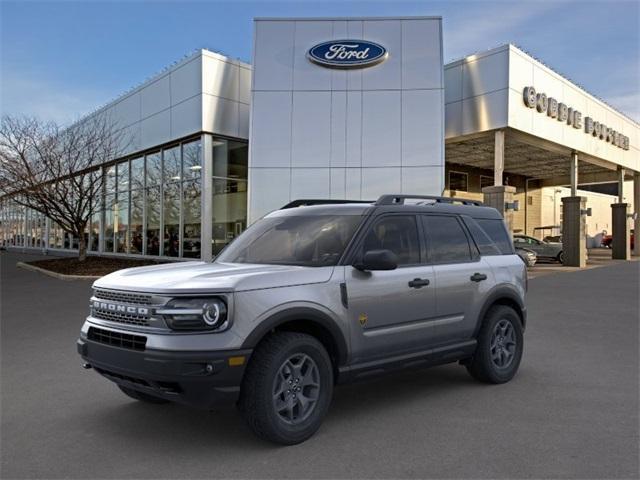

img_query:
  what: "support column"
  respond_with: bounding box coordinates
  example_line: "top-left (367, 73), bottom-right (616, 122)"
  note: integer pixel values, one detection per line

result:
top-left (570, 151), bottom-right (579, 197)
top-left (561, 196), bottom-right (587, 267)
top-left (482, 185), bottom-right (516, 236)
top-left (494, 130), bottom-right (505, 186)
top-left (201, 134), bottom-right (214, 262)
top-left (634, 172), bottom-right (640, 257)
top-left (611, 203), bottom-right (630, 260)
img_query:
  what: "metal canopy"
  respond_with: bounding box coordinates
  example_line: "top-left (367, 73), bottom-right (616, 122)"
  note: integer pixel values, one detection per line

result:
top-left (445, 129), bottom-right (618, 183)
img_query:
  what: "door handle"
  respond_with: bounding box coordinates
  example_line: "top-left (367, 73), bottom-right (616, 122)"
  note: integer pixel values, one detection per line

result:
top-left (470, 273), bottom-right (487, 282)
top-left (408, 278), bottom-right (430, 288)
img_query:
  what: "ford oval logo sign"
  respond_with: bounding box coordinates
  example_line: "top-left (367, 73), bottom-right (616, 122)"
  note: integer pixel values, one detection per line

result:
top-left (307, 40), bottom-right (388, 69)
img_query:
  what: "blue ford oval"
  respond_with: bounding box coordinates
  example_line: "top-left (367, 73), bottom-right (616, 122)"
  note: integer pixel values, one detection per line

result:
top-left (307, 40), bottom-right (388, 69)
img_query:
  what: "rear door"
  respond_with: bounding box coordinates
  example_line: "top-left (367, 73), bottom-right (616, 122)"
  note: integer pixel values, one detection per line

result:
top-left (345, 214), bottom-right (437, 363)
top-left (422, 214), bottom-right (494, 344)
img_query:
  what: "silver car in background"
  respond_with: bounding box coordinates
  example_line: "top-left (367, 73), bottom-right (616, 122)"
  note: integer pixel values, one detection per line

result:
top-left (514, 234), bottom-right (563, 263)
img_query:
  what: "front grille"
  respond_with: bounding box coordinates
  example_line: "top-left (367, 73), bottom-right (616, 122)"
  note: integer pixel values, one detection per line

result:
top-left (88, 326), bottom-right (147, 351)
top-left (94, 289), bottom-right (152, 305)
top-left (92, 310), bottom-right (150, 326)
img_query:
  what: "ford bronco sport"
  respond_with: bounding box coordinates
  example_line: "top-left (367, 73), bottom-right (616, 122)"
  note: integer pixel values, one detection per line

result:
top-left (77, 194), bottom-right (527, 444)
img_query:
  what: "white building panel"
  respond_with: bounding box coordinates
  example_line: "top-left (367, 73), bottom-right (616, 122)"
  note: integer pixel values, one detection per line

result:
top-left (203, 93), bottom-right (239, 138)
top-left (361, 90), bottom-right (401, 167)
top-left (291, 168), bottom-right (330, 198)
top-left (250, 91), bottom-right (292, 168)
top-left (202, 55), bottom-right (240, 102)
top-left (402, 90), bottom-right (443, 167)
top-left (140, 109), bottom-right (171, 150)
top-left (141, 75), bottom-right (171, 119)
top-left (461, 49), bottom-right (509, 99)
top-left (253, 21), bottom-right (295, 91)
top-left (171, 94), bottom-right (202, 139)
top-left (292, 21), bottom-right (333, 91)
top-left (170, 57), bottom-right (202, 105)
top-left (361, 20), bottom-right (402, 91)
top-left (401, 166), bottom-right (443, 194)
top-left (402, 19), bottom-right (442, 90)
top-left (291, 92), bottom-right (331, 168)
top-left (248, 168), bottom-right (291, 220)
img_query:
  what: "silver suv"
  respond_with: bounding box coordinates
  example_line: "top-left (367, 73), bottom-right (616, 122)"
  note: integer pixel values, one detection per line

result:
top-left (77, 194), bottom-right (527, 444)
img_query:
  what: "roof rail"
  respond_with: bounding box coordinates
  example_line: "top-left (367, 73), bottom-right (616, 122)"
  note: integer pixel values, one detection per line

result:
top-left (281, 199), bottom-right (374, 209)
top-left (375, 194), bottom-right (484, 206)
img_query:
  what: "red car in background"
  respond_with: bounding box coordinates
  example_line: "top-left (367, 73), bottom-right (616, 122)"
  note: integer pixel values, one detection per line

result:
top-left (601, 230), bottom-right (635, 250)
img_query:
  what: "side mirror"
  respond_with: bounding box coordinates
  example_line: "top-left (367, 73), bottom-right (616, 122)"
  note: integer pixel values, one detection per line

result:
top-left (354, 249), bottom-right (398, 271)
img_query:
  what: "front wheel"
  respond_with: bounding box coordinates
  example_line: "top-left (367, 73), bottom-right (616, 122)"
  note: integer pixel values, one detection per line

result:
top-left (239, 332), bottom-right (334, 445)
top-left (466, 305), bottom-right (523, 384)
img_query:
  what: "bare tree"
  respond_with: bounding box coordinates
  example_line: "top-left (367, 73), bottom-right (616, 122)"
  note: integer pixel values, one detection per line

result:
top-left (0, 114), bottom-right (130, 261)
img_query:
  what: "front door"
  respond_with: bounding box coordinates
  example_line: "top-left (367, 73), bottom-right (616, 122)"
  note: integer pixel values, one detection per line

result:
top-left (345, 214), bottom-right (437, 363)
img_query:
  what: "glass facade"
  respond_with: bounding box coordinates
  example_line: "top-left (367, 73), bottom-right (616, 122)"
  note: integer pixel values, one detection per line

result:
top-left (0, 134), bottom-right (248, 260)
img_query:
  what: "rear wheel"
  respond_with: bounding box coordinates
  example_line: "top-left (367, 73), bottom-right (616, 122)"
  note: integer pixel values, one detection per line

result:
top-left (118, 385), bottom-right (170, 404)
top-left (558, 251), bottom-right (564, 264)
top-left (466, 305), bottom-right (523, 384)
top-left (239, 332), bottom-right (333, 445)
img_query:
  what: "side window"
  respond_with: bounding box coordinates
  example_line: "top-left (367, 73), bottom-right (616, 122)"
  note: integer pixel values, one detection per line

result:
top-left (423, 215), bottom-right (472, 264)
top-left (464, 217), bottom-right (501, 256)
top-left (478, 219), bottom-right (514, 254)
top-left (361, 215), bottom-right (420, 266)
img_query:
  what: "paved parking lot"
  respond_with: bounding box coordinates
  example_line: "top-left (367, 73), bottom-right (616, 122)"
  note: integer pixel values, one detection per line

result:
top-left (1, 251), bottom-right (638, 479)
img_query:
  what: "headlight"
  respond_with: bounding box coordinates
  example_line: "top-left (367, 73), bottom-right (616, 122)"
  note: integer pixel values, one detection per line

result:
top-left (157, 297), bottom-right (229, 331)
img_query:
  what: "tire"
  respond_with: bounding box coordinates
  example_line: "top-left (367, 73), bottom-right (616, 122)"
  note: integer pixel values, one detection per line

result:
top-left (239, 332), bottom-right (334, 445)
top-left (557, 251), bottom-right (564, 264)
top-left (118, 385), bottom-right (170, 404)
top-left (466, 305), bottom-right (523, 384)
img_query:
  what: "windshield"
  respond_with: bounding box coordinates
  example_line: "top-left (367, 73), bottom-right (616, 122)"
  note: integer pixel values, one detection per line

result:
top-left (216, 214), bottom-right (364, 267)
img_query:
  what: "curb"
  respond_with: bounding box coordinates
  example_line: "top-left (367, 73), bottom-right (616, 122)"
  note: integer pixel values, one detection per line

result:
top-left (16, 262), bottom-right (101, 281)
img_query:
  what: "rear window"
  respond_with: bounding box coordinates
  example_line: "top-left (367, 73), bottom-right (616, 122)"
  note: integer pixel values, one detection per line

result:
top-left (463, 217), bottom-right (502, 256)
top-left (476, 218), bottom-right (514, 254)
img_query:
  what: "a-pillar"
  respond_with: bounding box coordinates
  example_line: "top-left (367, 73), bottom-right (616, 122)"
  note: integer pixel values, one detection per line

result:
top-left (611, 168), bottom-right (630, 260)
top-left (561, 196), bottom-right (587, 267)
top-left (482, 185), bottom-right (516, 236)
top-left (634, 171), bottom-right (640, 257)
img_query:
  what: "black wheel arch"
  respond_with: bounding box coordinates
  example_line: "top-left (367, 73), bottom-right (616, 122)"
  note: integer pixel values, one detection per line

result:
top-left (241, 307), bottom-right (349, 371)
top-left (474, 286), bottom-right (527, 336)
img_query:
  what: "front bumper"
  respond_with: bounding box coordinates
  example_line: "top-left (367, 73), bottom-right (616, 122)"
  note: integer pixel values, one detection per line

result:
top-left (77, 336), bottom-right (252, 409)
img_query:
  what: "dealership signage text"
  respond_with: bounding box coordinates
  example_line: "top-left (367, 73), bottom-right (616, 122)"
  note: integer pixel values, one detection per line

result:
top-left (307, 40), bottom-right (388, 69)
top-left (523, 86), bottom-right (629, 150)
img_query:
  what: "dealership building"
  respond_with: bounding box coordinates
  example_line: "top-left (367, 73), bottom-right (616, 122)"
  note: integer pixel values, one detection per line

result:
top-left (2, 16), bottom-right (639, 266)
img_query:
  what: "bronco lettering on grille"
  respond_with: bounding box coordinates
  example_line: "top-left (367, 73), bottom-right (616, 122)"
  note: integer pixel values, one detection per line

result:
top-left (92, 300), bottom-right (149, 316)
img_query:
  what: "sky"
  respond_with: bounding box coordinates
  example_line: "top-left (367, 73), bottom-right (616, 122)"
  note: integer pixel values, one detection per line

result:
top-left (1, 0), bottom-right (639, 124)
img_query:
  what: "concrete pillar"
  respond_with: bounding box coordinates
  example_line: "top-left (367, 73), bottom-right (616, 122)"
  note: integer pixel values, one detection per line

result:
top-left (570, 151), bottom-right (579, 197)
top-left (482, 185), bottom-right (516, 236)
top-left (634, 172), bottom-right (640, 257)
top-left (494, 130), bottom-right (505, 186)
top-left (561, 196), bottom-right (587, 267)
top-left (201, 134), bottom-right (214, 262)
top-left (611, 203), bottom-right (630, 260)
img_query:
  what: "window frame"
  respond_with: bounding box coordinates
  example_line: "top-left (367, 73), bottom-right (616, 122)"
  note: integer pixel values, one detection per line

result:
top-left (448, 170), bottom-right (469, 192)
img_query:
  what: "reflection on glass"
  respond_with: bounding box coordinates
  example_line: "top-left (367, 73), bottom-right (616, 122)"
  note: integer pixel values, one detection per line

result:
top-left (163, 182), bottom-right (180, 257)
top-left (183, 180), bottom-right (201, 258)
top-left (146, 186), bottom-right (160, 255)
top-left (163, 146), bottom-right (181, 183)
top-left (117, 160), bottom-right (129, 192)
top-left (183, 140), bottom-right (202, 181)
top-left (90, 208), bottom-right (100, 252)
top-left (105, 166), bottom-right (116, 194)
top-left (146, 151), bottom-right (161, 187)
top-left (130, 157), bottom-right (144, 190)
top-left (130, 189), bottom-right (144, 254)
top-left (115, 194), bottom-right (129, 253)
top-left (212, 178), bottom-right (247, 256)
top-left (104, 194), bottom-right (115, 252)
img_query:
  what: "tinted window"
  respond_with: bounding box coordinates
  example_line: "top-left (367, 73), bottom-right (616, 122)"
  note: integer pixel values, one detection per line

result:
top-left (217, 214), bottom-right (362, 267)
top-left (464, 217), bottom-right (501, 256)
top-left (423, 215), bottom-right (471, 263)
top-left (477, 219), bottom-right (514, 254)
top-left (361, 216), bottom-right (420, 265)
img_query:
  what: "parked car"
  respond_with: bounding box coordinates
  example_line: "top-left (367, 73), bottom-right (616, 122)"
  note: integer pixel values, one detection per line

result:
top-left (602, 230), bottom-right (635, 250)
top-left (515, 247), bottom-right (537, 267)
top-left (513, 234), bottom-right (564, 263)
top-left (78, 194), bottom-right (527, 445)
top-left (543, 235), bottom-right (562, 243)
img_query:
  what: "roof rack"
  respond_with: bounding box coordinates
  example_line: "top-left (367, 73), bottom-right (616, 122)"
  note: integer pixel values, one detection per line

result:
top-left (375, 194), bottom-right (484, 206)
top-left (281, 199), bottom-right (374, 209)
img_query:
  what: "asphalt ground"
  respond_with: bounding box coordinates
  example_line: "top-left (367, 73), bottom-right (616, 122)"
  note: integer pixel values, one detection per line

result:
top-left (1, 251), bottom-right (639, 479)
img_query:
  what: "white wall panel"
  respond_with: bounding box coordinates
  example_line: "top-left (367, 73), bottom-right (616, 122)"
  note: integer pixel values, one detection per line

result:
top-left (362, 90), bottom-right (401, 167)
top-left (346, 21), bottom-right (364, 91)
top-left (171, 95), bottom-right (202, 139)
top-left (238, 103), bottom-right (250, 139)
top-left (140, 110), bottom-right (171, 150)
top-left (401, 166), bottom-right (444, 194)
top-left (203, 94), bottom-right (239, 138)
top-left (345, 91), bottom-right (362, 167)
top-left (250, 91), bottom-right (292, 167)
top-left (293, 21), bottom-right (333, 91)
top-left (112, 93), bottom-right (141, 129)
top-left (345, 168), bottom-right (361, 199)
top-left (462, 50), bottom-right (509, 99)
top-left (362, 20), bottom-right (402, 90)
top-left (330, 168), bottom-right (346, 198)
top-left (239, 67), bottom-right (252, 104)
top-left (462, 89), bottom-right (508, 134)
top-left (141, 75), bottom-right (171, 119)
top-left (253, 21), bottom-right (295, 91)
top-left (171, 58), bottom-right (201, 105)
top-left (362, 168), bottom-right (401, 199)
top-left (202, 56), bottom-right (239, 101)
top-left (402, 19), bottom-right (441, 90)
top-left (330, 91), bottom-right (347, 167)
top-left (291, 168), bottom-right (330, 198)
top-left (402, 90), bottom-right (442, 166)
top-left (291, 92), bottom-right (331, 167)
top-left (248, 168), bottom-right (291, 222)
top-left (444, 64), bottom-right (462, 104)
top-left (445, 101), bottom-right (463, 138)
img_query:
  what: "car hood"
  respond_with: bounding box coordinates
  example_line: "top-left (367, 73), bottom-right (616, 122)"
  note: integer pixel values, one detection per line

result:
top-left (93, 261), bottom-right (335, 294)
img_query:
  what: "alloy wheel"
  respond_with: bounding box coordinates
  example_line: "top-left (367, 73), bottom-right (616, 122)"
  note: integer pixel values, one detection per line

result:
top-left (272, 353), bottom-right (320, 425)
top-left (490, 319), bottom-right (517, 369)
